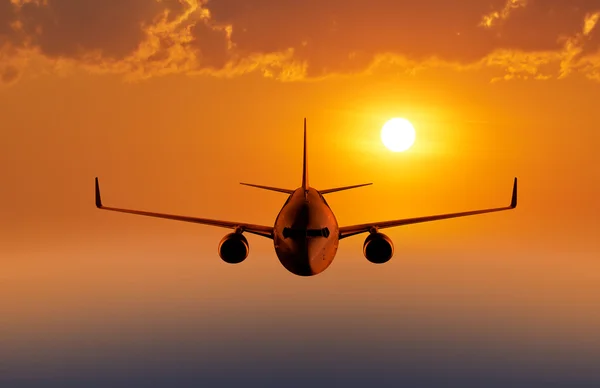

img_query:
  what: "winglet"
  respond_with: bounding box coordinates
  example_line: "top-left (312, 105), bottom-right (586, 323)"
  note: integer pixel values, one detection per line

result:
top-left (510, 177), bottom-right (518, 209)
top-left (302, 118), bottom-right (309, 191)
top-left (95, 177), bottom-right (103, 208)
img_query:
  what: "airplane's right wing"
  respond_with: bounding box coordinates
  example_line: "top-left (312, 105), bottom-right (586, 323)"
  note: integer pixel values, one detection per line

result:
top-left (339, 178), bottom-right (517, 239)
top-left (95, 178), bottom-right (274, 239)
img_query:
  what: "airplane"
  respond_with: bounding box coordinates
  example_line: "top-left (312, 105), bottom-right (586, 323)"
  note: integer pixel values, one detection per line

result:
top-left (95, 118), bottom-right (517, 277)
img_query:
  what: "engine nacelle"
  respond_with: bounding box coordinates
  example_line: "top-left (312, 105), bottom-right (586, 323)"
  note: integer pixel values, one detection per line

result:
top-left (218, 233), bottom-right (249, 264)
top-left (363, 232), bottom-right (394, 264)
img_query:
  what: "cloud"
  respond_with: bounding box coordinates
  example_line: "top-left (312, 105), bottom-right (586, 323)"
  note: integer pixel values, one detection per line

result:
top-left (583, 12), bottom-right (600, 36)
top-left (1, 64), bottom-right (19, 83)
top-left (480, 0), bottom-right (528, 28)
top-left (2, 0), bottom-right (600, 84)
top-left (12, 0), bottom-right (189, 59)
top-left (0, 1), bottom-right (15, 35)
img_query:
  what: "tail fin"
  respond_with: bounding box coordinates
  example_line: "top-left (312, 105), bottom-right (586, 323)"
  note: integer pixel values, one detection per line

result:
top-left (302, 118), bottom-right (309, 191)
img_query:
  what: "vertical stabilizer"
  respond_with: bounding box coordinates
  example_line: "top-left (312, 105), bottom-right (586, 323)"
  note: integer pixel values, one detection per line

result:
top-left (302, 118), bottom-right (309, 191)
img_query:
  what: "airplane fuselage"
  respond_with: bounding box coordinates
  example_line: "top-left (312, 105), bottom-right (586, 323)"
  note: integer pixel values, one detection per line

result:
top-left (273, 187), bottom-right (339, 276)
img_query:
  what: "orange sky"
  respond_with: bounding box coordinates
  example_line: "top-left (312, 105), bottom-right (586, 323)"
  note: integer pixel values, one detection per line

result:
top-left (1, 0), bottom-right (600, 386)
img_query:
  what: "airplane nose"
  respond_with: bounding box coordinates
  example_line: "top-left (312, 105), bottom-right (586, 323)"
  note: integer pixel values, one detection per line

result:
top-left (306, 241), bottom-right (327, 273)
top-left (275, 233), bottom-right (333, 276)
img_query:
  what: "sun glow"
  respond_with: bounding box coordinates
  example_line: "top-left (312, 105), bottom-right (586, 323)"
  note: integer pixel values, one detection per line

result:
top-left (381, 118), bottom-right (416, 152)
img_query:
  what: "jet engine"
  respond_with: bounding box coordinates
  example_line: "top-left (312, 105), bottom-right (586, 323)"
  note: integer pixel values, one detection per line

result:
top-left (218, 233), bottom-right (249, 264)
top-left (363, 232), bottom-right (394, 264)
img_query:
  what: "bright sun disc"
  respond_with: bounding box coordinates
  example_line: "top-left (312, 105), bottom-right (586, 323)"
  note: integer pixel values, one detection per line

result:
top-left (381, 118), bottom-right (416, 152)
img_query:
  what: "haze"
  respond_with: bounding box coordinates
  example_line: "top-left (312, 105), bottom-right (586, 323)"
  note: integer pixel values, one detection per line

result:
top-left (1, 0), bottom-right (600, 387)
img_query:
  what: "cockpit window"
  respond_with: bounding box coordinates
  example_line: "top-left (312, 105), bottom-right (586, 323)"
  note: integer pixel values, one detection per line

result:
top-left (283, 227), bottom-right (330, 239)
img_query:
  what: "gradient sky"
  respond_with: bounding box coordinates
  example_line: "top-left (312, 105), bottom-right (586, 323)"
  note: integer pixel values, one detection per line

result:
top-left (1, 1), bottom-right (600, 387)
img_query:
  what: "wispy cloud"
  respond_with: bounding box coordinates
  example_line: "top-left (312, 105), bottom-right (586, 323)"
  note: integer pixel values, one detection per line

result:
top-left (583, 12), bottom-right (600, 36)
top-left (480, 0), bottom-right (528, 28)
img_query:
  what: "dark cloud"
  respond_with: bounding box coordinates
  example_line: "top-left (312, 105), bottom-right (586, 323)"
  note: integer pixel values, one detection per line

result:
top-left (1, 64), bottom-right (19, 84)
top-left (2, 0), bottom-right (600, 82)
top-left (0, 1), bottom-right (19, 85)
top-left (486, 1), bottom-right (600, 50)
top-left (202, 0), bottom-right (503, 75)
top-left (15, 0), bottom-right (188, 59)
top-left (190, 21), bottom-right (230, 69)
top-left (197, 0), bottom-right (600, 77)
top-left (0, 0), bottom-right (16, 39)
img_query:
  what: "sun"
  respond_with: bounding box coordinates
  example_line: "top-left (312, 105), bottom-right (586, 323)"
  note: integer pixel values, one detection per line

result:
top-left (381, 118), bottom-right (416, 152)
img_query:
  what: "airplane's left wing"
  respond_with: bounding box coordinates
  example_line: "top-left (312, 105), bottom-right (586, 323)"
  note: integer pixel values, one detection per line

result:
top-left (95, 178), bottom-right (274, 239)
top-left (339, 178), bottom-right (517, 239)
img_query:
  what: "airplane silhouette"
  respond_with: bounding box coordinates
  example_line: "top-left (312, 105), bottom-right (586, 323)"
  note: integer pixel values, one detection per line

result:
top-left (95, 118), bottom-right (517, 277)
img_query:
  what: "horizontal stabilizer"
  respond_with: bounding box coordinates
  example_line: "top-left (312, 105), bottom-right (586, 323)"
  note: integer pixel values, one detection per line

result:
top-left (320, 183), bottom-right (373, 194)
top-left (240, 183), bottom-right (294, 194)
